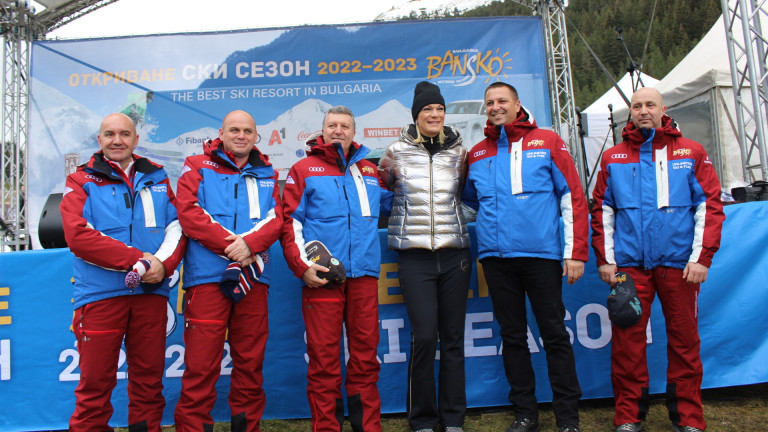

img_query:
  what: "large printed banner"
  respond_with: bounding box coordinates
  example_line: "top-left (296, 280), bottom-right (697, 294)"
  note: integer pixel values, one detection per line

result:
top-left (1, 203), bottom-right (768, 431)
top-left (28, 17), bottom-right (551, 248)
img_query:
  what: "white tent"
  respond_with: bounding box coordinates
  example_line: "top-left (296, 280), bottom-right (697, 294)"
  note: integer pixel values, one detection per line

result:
top-left (613, 15), bottom-right (746, 189)
top-left (582, 72), bottom-right (659, 193)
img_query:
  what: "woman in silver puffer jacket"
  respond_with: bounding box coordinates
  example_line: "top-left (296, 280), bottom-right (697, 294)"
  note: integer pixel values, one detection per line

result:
top-left (378, 81), bottom-right (471, 432)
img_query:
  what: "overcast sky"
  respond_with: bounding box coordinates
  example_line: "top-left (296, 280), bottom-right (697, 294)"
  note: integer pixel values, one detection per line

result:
top-left (43, 0), bottom-right (404, 39)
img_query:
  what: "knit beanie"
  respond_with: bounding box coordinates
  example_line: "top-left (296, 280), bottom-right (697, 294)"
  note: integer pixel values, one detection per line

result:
top-left (411, 81), bottom-right (445, 121)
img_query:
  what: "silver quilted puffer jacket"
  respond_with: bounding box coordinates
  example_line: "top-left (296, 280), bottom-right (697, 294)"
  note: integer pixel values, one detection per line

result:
top-left (378, 125), bottom-right (470, 251)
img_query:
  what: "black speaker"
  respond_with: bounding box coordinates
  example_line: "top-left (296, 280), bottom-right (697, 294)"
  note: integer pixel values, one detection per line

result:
top-left (38, 193), bottom-right (67, 249)
top-left (731, 181), bottom-right (768, 202)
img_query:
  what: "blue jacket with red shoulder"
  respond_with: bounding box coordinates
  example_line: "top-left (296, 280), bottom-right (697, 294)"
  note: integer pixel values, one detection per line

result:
top-left (176, 139), bottom-right (283, 288)
top-left (590, 116), bottom-right (724, 269)
top-left (60, 152), bottom-right (186, 309)
top-left (281, 135), bottom-right (393, 280)
top-left (462, 107), bottom-right (590, 262)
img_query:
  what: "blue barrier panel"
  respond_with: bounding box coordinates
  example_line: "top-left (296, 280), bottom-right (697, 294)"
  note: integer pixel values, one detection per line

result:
top-left (1, 202), bottom-right (767, 430)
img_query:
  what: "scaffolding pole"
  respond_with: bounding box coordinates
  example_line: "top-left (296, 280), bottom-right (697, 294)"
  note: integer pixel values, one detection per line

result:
top-left (512, 0), bottom-right (585, 189)
top-left (1, 1), bottom-right (33, 251)
top-left (721, 0), bottom-right (768, 182)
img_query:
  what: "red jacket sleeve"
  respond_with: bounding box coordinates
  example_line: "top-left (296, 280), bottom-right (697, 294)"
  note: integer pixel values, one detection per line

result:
top-left (691, 146), bottom-right (725, 267)
top-left (590, 156), bottom-right (613, 267)
top-left (550, 137), bottom-right (590, 262)
top-left (60, 173), bottom-right (143, 270)
top-left (279, 165), bottom-right (312, 279)
top-left (175, 158), bottom-right (233, 255)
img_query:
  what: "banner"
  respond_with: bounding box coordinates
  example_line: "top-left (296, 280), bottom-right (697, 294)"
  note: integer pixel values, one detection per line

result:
top-left (28, 17), bottom-right (551, 248)
top-left (2, 203), bottom-right (768, 431)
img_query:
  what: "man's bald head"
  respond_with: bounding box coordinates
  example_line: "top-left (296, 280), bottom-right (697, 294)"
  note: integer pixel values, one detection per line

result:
top-left (219, 110), bottom-right (258, 164)
top-left (97, 113), bottom-right (139, 169)
top-left (630, 87), bottom-right (666, 129)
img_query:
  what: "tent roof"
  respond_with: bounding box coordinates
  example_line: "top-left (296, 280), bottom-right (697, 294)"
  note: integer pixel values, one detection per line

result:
top-left (654, 15), bottom-right (733, 108)
top-left (584, 72), bottom-right (659, 114)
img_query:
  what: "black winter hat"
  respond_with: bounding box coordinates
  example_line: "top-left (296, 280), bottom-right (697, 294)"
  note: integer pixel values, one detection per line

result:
top-left (305, 240), bottom-right (346, 288)
top-left (411, 81), bottom-right (445, 121)
top-left (607, 271), bottom-right (642, 328)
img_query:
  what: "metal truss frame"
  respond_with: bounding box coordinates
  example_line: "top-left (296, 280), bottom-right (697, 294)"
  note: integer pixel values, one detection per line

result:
top-left (511, 0), bottom-right (586, 189)
top-left (721, 0), bottom-right (768, 182)
top-left (1, 1), bottom-right (34, 251)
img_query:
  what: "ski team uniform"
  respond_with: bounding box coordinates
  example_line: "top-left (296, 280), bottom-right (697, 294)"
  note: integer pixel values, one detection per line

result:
top-left (61, 152), bottom-right (186, 432)
top-left (591, 116), bottom-right (724, 430)
top-left (281, 135), bottom-right (392, 432)
top-left (174, 139), bottom-right (282, 432)
top-left (463, 107), bottom-right (589, 428)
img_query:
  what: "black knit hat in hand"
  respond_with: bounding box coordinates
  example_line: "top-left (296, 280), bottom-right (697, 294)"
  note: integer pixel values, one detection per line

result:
top-left (411, 81), bottom-right (445, 121)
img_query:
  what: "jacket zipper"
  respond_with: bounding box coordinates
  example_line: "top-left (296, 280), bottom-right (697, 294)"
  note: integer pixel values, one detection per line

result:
top-left (234, 181), bottom-right (239, 228)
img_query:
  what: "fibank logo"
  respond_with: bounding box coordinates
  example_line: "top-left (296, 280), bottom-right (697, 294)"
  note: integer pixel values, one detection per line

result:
top-left (362, 166), bottom-right (375, 175)
top-left (528, 140), bottom-right (545, 147)
top-left (426, 48), bottom-right (514, 86)
top-left (473, 149), bottom-right (486, 158)
top-left (611, 154), bottom-right (628, 159)
top-left (705, 156), bottom-right (712, 164)
top-left (673, 148), bottom-right (692, 157)
top-left (203, 160), bottom-right (219, 168)
top-left (85, 174), bottom-right (102, 182)
top-left (308, 167), bottom-right (324, 172)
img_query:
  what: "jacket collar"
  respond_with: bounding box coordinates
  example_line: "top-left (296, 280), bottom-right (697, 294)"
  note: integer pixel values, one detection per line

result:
top-left (484, 105), bottom-right (538, 143)
top-left (203, 138), bottom-right (270, 170)
top-left (621, 115), bottom-right (682, 148)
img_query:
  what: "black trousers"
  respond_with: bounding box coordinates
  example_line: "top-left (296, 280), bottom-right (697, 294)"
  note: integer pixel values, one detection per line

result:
top-left (398, 248), bottom-right (471, 431)
top-left (482, 257), bottom-right (581, 426)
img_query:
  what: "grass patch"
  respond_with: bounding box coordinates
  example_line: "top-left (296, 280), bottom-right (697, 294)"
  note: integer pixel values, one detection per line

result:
top-left (149, 383), bottom-right (768, 431)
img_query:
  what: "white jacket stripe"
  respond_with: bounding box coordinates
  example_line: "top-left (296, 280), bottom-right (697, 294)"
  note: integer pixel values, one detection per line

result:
top-left (601, 204), bottom-right (616, 264)
top-left (510, 138), bottom-right (524, 195)
top-left (689, 201), bottom-right (707, 263)
top-left (246, 177), bottom-right (261, 220)
top-left (560, 192), bottom-right (575, 259)
top-left (139, 188), bottom-right (157, 227)
top-left (291, 218), bottom-right (314, 268)
top-left (155, 220), bottom-right (183, 262)
top-left (350, 164), bottom-right (371, 217)
top-left (655, 147), bottom-right (669, 209)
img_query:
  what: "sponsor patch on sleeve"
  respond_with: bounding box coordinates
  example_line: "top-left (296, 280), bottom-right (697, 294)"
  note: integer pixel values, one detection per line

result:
top-left (286, 175), bottom-right (295, 185)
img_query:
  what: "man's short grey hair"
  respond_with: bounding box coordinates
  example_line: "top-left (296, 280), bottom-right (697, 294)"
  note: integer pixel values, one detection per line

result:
top-left (323, 106), bottom-right (356, 130)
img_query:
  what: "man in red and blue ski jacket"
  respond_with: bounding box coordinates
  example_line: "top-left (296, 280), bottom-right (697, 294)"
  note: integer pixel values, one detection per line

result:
top-left (463, 82), bottom-right (589, 432)
top-left (174, 110), bottom-right (282, 432)
top-left (591, 88), bottom-right (724, 432)
top-left (281, 106), bottom-right (392, 432)
top-left (61, 113), bottom-right (186, 432)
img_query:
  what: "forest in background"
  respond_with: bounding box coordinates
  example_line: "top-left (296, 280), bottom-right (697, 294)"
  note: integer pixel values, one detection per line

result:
top-left (403, 0), bottom-right (723, 108)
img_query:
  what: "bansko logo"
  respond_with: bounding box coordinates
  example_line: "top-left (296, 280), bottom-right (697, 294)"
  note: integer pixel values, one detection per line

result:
top-left (426, 48), bottom-right (513, 86)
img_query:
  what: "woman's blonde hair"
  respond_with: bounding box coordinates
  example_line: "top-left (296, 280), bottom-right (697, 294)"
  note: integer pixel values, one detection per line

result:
top-left (413, 125), bottom-right (446, 144)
